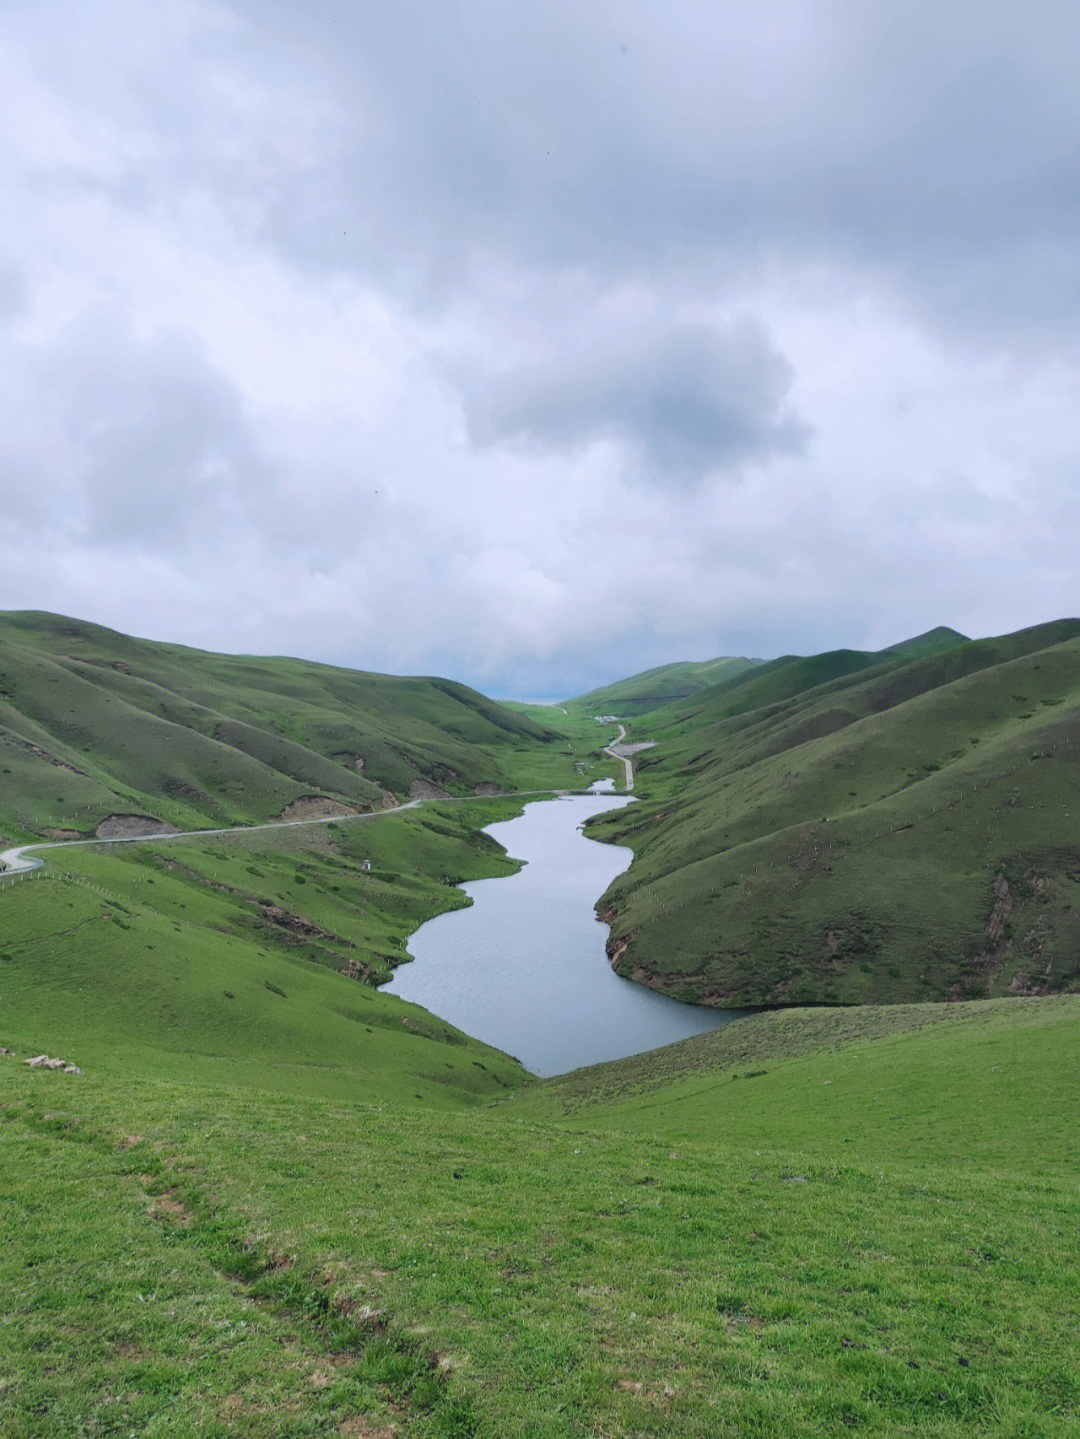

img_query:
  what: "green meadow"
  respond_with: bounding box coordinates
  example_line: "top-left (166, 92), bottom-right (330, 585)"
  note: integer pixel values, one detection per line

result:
top-left (5, 984), bottom-right (1079, 1436)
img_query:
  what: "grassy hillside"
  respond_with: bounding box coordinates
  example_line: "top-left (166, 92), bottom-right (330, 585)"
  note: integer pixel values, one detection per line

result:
top-left (588, 620), bottom-right (1080, 1005)
top-left (5, 984), bottom-right (1078, 1436)
top-left (570, 655), bottom-right (757, 715)
top-left (0, 801), bottom-right (532, 1104)
top-left (0, 611), bottom-right (563, 844)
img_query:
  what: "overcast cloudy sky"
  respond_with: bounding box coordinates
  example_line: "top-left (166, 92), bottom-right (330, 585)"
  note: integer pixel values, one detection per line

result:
top-left (2, 1), bottom-right (1079, 696)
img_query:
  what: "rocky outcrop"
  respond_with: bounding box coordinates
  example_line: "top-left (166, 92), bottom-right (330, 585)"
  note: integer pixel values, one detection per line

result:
top-left (473, 782), bottom-right (503, 796)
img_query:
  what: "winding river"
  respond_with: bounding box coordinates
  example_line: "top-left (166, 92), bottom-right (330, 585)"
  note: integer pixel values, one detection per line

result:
top-left (385, 785), bottom-right (738, 1075)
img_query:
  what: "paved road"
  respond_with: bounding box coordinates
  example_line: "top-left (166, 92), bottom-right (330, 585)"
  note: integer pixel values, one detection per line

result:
top-left (0, 789), bottom-right (566, 881)
top-left (602, 724), bottom-right (658, 793)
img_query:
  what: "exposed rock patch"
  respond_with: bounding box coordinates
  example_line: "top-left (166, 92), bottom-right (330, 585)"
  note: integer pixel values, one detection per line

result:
top-left (1, 733), bottom-right (83, 773)
top-left (95, 814), bottom-right (180, 840)
top-left (42, 827), bottom-right (82, 841)
top-left (25, 1054), bottom-right (82, 1074)
top-left (276, 796), bottom-right (358, 823)
top-left (963, 869), bottom-right (1014, 993)
top-left (408, 777), bottom-right (452, 801)
top-left (473, 782), bottom-right (502, 796)
top-left (257, 903), bottom-right (341, 944)
top-left (379, 788), bottom-right (398, 809)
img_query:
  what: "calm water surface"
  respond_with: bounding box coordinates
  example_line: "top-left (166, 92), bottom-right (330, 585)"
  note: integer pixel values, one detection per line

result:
top-left (385, 787), bottom-right (739, 1075)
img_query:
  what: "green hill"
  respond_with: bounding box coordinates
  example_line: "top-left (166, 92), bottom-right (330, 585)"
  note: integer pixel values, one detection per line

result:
top-left (570, 655), bottom-right (757, 715)
top-left (881, 624), bottom-right (970, 660)
top-left (0, 611), bottom-right (561, 843)
top-left (588, 619), bottom-right (1080, 1006)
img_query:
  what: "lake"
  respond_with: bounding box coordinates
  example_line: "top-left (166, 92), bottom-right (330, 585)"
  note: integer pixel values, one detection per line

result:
top-left (384, 787), bottom-right (740, 1075)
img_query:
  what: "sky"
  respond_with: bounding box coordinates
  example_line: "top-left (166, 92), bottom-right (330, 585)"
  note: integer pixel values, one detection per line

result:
top-left (2, 1), bottom-right (1079, 698)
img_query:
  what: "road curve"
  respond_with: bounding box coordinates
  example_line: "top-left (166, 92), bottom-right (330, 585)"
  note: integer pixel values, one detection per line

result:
top-left (604, 725), bottom-right (635, 791)
top-left (0, 789), bottom-right (567, 881)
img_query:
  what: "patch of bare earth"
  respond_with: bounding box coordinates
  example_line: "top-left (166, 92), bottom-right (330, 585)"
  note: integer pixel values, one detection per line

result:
top-left (408, 778), bottom-right (452, 801)
top-left (95, 814), bottom-right (180, 840)
top-left (151, 1190), bottom-right (194, 1227)
top-left (277, 796), bottom-right (359, 822)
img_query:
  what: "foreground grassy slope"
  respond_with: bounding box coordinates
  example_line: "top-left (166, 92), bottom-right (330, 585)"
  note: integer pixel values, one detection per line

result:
top-left (589, 620), bottom-right (1080, 1005)
top-left (4, 995), bottom-right (1078, 1436)
top-left (0, 611), bottom-right (562, 843)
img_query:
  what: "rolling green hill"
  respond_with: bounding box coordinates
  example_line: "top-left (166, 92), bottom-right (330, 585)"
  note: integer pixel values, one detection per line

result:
top-left (588, 619), bottom-right (1080, 1006)
top-left (0, 611), bottom-right (562, 843)
top-left (570, 655), bottom-right (757, 715)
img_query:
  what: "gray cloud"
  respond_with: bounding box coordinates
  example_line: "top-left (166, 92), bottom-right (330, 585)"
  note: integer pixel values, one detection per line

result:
top-left (11, 1), bottom-right (1080, 345)
top-left (2, 1), bottom-right (1080, 698)
top-left (0, 265), bottom-right (29, 325)
top-left (458, 316), bottom-right (809, 483)
top-left (0, 309), bottom-right (274, 548)
top-left (203, 1), bottom-right (1080, 346)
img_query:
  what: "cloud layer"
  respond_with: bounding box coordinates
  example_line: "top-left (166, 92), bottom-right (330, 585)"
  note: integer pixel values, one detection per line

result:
top-left (2, 1), bottom-right (1079, 695)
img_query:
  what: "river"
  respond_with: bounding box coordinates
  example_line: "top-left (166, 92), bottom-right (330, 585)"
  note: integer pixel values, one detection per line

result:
top-left (384, 786), bottom-right (739, 1075)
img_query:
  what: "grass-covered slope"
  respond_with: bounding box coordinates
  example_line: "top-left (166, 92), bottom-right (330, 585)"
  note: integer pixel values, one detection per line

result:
top-left (589, 620), bottom-right (1080, 1005)
top-left (4, 995), bottom-right (1079, 1436)
top-left (570, 655), bottom-right (757, 715)
top-left (0, 611), bottom-right (560, 842)
top-left (0, 802), bottom-right (531, 1105)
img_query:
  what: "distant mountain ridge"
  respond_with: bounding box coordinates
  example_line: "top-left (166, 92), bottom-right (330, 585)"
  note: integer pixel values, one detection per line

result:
top-left (570, 656), bottom-right (757, 715)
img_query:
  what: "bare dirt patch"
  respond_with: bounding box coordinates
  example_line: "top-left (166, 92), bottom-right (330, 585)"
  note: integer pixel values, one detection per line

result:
top-left (336, 1419), bottom-right (396, 1437)
top-left (95, 814), bottom-right (180, 840)
top-left (276, 796), bottom-right (359, 822)
top-left (41, 827), bottom-right (82, 841)
top-left (408, 778), bottom-right (452, 801)
top-left (152, 1191), bottom-right (194, 1227)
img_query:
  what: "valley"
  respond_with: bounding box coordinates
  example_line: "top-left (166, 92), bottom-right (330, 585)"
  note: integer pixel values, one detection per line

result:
top-left (3, 612), bottom-right (1080, 1437)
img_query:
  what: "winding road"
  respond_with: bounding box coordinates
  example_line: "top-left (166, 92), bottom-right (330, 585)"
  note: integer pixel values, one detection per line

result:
top-left (0, 790), bottom-right (567, 881)
top-left (603, 724), bottom-right (656, 792)
top-left (0, 735), bottom-right (659, 882)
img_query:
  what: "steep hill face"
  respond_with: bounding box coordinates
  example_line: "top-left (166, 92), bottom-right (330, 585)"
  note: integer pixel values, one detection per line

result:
top-left (570, 656), bottom-right (756, 715)
top-left (0, 611), bottom-right (558, 841)
top-left (589, 620), bottom-right (1080, 1007)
